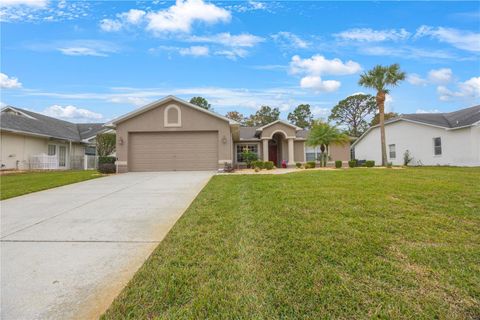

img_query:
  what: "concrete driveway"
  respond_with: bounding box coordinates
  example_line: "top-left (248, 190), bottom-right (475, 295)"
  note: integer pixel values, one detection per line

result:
top-left (0, 171), bottom-right (213, 320)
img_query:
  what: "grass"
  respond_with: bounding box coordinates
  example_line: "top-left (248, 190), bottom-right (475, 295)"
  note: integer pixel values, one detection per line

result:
top-left (102, 167), bottom-right (480, 319)
top-left (0, 170), bottom-right (103, 200)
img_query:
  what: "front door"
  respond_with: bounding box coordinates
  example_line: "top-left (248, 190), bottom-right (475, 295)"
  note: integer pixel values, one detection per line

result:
top-left (59, 146), bottom-right (67, 168)
top-left (269, 143), bottom-right (277, 167)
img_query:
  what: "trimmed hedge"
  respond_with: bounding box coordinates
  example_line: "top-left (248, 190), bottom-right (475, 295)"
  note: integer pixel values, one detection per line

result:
top-left (335, 160), bottom-right (342, 168)
top-left (98, 156), bottom-right (116, 174)
top-left (348, 160), bottom-right (357, 168)
top-left (264, 161), bottom-right (275, 170)
top-left (306, 161), bottom-right (316, 169)
top-left (366, 160), bottom-right (375, 167)
top-left (295, 162), bottom-right (302, 168)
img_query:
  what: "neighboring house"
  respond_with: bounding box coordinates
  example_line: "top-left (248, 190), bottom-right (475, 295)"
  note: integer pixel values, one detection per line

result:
top-left (107, 95), bottom-right (350, 172)
top-left (0, 106), bottom-right (107, 170)
top-left (351, 105), bottom-right (480, 166)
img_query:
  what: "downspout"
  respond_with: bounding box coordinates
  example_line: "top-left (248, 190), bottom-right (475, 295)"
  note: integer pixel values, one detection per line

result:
top-left (69, 140), bottom-right (72, 169)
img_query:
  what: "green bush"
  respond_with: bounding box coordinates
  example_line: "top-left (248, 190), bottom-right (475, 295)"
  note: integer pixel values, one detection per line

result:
top-left (348, 160), bottom-right (357, 168)
top-left (295, 162), bottom-right (302, 168)
top-left (306, 161), bottom-right (316, 169)
top-left (98, 156), bottom-right (116, 164)
top-left (366, 160), bottom-right (375, 167)
top-left (252, 160), bottom-right (264, 169)
top-left (264, 161), bottom-right (275, 170)
top-left (241, 149), bottom-right (258, 168)
top-left (335, 160), bottom-right (342, 168)
top-left (387, 162), bottom-right (393, 168)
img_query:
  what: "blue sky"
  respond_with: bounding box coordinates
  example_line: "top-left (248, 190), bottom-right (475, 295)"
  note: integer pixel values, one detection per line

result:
top-left (1, 0), bottom-right (479, 123)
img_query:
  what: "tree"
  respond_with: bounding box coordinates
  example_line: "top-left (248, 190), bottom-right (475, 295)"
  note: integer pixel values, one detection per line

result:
top-left (370, 112), bottom-right (398, 126)
top-left (189, 96), bottom-right (212, 110)
top-left (96, 132), bottom-right (116, 157)
top-left (358, 64), bottom-right (405, 166)
top-left (306, 121), bottom-right (349, 167)
top-left (225, 111), bottom-right (246, 125)
top-left (328, 94), bottom-right (376, 137)
top-left (287, 104), bottom-right (314, 128)
top-left (245, 106), bottom-right (280, 126)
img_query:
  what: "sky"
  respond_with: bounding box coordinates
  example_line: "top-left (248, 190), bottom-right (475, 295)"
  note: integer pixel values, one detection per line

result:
top-left (1, 0), bottom-right (479, 123)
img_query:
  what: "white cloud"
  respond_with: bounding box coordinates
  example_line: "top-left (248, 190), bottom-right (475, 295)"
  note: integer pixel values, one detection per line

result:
top-left (428, 68), bottom-right (453, 84)
top-left (384, 94), bottom-right (394, 113)
top-left (437, 77), bottom-right (480, 101)
top-left (416, 108), bottom-right (440, 114)
top-left (120, 9), bottom-right (145, 24)
top-left (407, 73), bottom-right (428, 86)
top-left (359, 45), bottom-right (457, 60)
top-left (0, 73), bottom-right (22, 88)
top-left (335, 28), bottom-right (411, 42)
top-left (56, 40), bottom-right (119, 57)
top-left (249, 1), bottom-right (266, 10)
top-left (300, 76), bottom-right (340, 92)
top-left (415, 25), bottom-right (480, 52)
top-left (214, 48), bottom-right (248, 60)
top-left (0, 0), bottom-right (47, 7)
top-left (311, 106), bottom-right (330, 118)
top-left (146, 0), bottom-right (231, 34)
top-left (179, 45), bottom-right (209, 56)
top-left (187, 33), bottom-right (264, 47)
top-left (290, 55), bottom-right (361, 76)
top-left (100, 19), bottom-right (122, 32)
top-left (42, 105), bottom-right (103, 122)
top-left (272, 32), bottom-right (309, 49)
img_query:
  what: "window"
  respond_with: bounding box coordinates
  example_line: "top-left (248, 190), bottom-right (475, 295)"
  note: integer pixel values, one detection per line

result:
top-left (433, 137), bottom-right (442, 155)
top-left (389, 144), bottom-right (396, 159)
top-left (85, 146), bottom-right (96, 156)
top-left (306, 152), bottom-right (316, 161)
top-left (236, 144), bottom-right (258, 162)
top-left (48, 144), bottom-right (56, 156)
top-left (164, 104), bottom-right (181, 127)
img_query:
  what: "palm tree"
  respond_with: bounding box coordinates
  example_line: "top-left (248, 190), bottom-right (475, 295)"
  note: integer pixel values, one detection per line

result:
top-left (307, 121), bottom-right (349, 166)
top-left (358, 64), bottom-right (405, 166)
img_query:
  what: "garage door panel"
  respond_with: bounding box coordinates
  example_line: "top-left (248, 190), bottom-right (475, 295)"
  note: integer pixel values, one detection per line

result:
top-left (129, 132), bottom-right (218, 171)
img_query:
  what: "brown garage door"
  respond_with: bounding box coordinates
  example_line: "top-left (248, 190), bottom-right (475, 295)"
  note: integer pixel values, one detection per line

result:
top-left (129, 131), bottom-right (218, 171)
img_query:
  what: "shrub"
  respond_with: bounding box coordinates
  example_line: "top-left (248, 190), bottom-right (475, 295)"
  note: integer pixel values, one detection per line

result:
top-left (241, 149), bottom-right (258, 168)
top-left (348, 160), bottom-right (357, 168)
top-left (403, 150), bottom-right (413, 166)
top-left (264, 161), bottom-right (275, 170)
top-left (335, 160), bottom-right (342, 168)
top-left (306, 161), bottom-right (316, 169)
top-left (98, 156), bottom-right (116, 164)
top-left (252, 160), bottom-right (264, 169)
top-left (254, 167), bottom-right (260, 172)
top-left (366, 160), bottom-right (375, 167)
top-left (96, 133), bottom-right (116, 157)
top-left (295, 162), bottom-right (302, 168)
top-left (387, 162), bottom-right (393, 168)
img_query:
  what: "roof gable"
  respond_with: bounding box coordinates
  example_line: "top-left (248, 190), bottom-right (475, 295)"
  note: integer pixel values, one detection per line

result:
top-left (256, 120), bottom-right (302, 131)
top-left (107, 95), bottom-right (237, 126)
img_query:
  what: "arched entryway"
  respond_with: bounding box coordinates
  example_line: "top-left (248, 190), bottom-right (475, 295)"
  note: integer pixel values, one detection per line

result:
top-left (269, 132), bottom-right (286, 167)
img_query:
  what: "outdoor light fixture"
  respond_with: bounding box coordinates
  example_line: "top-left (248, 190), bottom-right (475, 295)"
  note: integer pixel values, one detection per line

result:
top-left (119, 137), bottom-right (124, 145)
top-left (222, 136), bottom-right (227, 144)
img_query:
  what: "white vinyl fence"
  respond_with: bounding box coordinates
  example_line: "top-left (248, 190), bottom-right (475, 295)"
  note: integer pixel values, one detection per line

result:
top-left (30, 154), bottom-right (58, 170)
top-left (84, 155), bottom-right (98, 170)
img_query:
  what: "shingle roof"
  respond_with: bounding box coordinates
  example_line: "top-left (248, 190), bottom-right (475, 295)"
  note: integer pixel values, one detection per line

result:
top-left (388, 105), bottom-right (480, 128)
top-left (1, 106), bottom-right (106, 142)
top-left (239, 126), bottom-right (307, 140)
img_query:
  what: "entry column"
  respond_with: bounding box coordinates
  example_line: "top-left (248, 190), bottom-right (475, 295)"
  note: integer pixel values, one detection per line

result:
top-left (288, 138), bottom-right (295, 166)
top-left (262, 138), bottom-right (269, 161)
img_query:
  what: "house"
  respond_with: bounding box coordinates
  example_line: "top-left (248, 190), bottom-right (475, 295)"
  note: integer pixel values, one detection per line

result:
top-left (0, 106), bottom-right (107, 170)
top-left (351, 105), bottom-right (480, 166)
top-left (108, 95), bottom-right (350, 172)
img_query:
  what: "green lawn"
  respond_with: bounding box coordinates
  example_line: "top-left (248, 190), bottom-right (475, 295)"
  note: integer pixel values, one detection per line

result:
top-left (0, 170), bottom-right (103, 200)
top-left (102, 167), bottom-right (480, 320)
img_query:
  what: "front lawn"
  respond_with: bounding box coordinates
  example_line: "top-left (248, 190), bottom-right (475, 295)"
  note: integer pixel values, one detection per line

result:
top-left (102, 167), bottom-right (480, 319)
top-left (0, 170), bottom-right (102, 200)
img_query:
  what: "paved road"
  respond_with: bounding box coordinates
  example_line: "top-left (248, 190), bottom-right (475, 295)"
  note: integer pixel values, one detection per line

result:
top-left (1, 171), bottom-right (213, 320)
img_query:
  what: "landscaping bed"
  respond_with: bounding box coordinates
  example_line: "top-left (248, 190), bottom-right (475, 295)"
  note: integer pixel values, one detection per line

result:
top-left (102, 167), bottom-right (480, 319)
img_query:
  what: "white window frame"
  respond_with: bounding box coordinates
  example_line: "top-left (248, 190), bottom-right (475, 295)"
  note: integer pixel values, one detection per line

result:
top-left (47, 144), bottom-right (56, 156)
top-left (389, 144), bottom-right (396, 159)
top-left (236, 143), bottom-right (259, 163)
top-left (164, 104), bottom-right (182, 128)
top-left (433, 137), bottom-right (442, 156)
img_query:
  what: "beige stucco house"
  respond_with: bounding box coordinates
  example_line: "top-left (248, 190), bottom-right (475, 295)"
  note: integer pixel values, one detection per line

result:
top-left (0, 106), bottom-right (105, 170)
top-left (108, 95), bottom-right (350, 172)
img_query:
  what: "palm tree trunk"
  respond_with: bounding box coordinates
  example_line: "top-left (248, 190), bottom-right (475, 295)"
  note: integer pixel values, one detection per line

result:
top-left (376, 91), bottom-right (388, 166)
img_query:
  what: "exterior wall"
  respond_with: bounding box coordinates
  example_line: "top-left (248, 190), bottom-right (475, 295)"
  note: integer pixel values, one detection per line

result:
top-left (115, 101), bottom-right (233, 172)
top-left (305, 142), bottom-right (351, 162)
top-left (294, 141), bottom-right (305, 162)
top-left (261, 123), bottom-right (296, 139)
top-left (0, 132), bottom-right (48, 169)
top-left (353, 121), bottom-right (480, 166)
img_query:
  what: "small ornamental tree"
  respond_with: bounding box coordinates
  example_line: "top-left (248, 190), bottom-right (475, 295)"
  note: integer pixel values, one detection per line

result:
top-left (241, 148), bottom-right (258, 168)
top-left (96, 133), bottom-right (116, 157)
